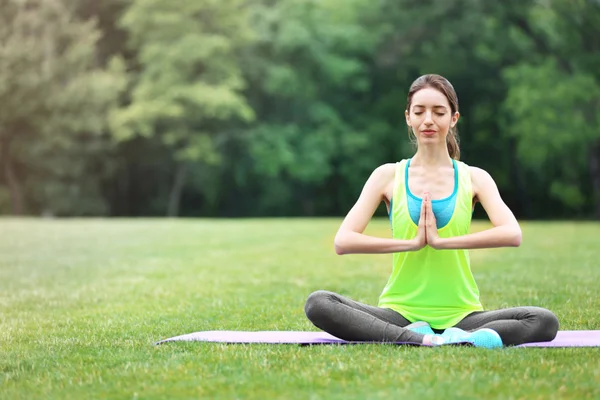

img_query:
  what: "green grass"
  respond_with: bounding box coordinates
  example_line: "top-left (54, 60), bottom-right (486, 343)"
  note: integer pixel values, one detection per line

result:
top-left (1, 218), bottom-right (599, 399)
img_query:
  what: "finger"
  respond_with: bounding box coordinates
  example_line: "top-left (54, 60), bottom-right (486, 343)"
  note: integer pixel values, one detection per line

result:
top-left (423, 193), bottom-right (432, 221)
top-left (419, 196), bottom-right (427, 225)
top-left (426, 194), bottom-right (434, 217)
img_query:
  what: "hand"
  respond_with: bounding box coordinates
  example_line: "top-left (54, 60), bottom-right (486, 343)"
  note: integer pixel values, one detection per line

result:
top-left (412, 192), bottom-right (427, 251)
top-left (424, 192), bottom-right (441, 248)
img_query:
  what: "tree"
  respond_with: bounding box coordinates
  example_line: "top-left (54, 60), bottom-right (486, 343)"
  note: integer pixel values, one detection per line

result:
top-left (113, 0), bottom-right (254, 217)
top-left (501, 0), bottom-right (600, 218)
top-left (230, 0), bottom-right (396, 216)
top-left (0, 0), bottom-right (125, 215)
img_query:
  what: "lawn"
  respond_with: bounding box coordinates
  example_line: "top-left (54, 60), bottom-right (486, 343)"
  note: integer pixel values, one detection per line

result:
top-left (1, 218), bottom-right (599, 399)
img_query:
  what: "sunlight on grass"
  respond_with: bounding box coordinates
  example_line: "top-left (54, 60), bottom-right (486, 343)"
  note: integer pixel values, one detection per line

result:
top-left (1, 218), bottom-right (599, 399)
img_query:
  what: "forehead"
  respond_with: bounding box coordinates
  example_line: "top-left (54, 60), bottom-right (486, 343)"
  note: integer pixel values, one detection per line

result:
top-left (411, 87), bottom-right (450, 108)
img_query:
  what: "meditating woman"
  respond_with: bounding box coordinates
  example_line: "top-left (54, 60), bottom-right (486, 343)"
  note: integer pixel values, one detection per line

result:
top-left (304, 74), bottom-right (559, 348)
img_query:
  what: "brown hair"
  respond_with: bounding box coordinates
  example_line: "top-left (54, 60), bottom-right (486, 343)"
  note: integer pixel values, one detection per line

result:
top-left (406, 74), bottom-right (460, 160)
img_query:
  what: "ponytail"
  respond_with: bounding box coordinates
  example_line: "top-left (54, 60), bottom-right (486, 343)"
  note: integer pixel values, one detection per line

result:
top-left (447, 127), bottom-right (460, 160)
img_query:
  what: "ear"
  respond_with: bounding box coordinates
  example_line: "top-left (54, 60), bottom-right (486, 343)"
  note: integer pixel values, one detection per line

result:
top-left (450, 112), bottom-right (460, 128)
top-left (405, 109), bottom-right (411, 126)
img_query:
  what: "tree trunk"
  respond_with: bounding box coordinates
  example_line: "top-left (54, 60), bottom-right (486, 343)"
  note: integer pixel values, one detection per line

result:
top-left (509, 138), bottom-right (531, 219)
top-left (589, 140), bottom-right (600, 220)
top-left (0, 136), bottom-right (25, 215)
top-left (300, 185), bottom-right (315, 216)
top-left (302, 198), bottom-right (315, 217)
top-left (167, 163), bottom-right (187, 217)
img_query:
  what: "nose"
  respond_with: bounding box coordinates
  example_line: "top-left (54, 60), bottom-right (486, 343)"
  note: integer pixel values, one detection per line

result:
top-left (424, 111), bottom-right (434, 125)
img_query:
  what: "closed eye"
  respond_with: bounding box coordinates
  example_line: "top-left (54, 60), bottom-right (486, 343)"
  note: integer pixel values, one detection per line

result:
top-left (413, 112), bottom-right (445, 116)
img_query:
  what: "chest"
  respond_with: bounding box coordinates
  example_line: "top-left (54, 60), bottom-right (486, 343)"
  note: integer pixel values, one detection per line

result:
top-left (407, 167), bottom-right (456, 200)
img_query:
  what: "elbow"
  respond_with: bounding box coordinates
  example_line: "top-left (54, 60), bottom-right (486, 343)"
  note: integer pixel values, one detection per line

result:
top-left (333, 233), bottom-right (348, 255)
top-left (510, 226), bottom-right (522, 247)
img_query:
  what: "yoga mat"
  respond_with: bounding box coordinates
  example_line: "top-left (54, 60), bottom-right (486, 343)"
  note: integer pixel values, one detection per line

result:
top-left (155, 330), bottom-right (600, 347)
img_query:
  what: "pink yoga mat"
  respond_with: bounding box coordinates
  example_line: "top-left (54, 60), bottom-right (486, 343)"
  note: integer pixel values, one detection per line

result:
top-left (155, 330), bottom-right (600, 347)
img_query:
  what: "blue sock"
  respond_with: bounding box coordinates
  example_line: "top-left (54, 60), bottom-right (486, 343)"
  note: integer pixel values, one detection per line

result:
top-left (406, 321), bottom-right (435, 336)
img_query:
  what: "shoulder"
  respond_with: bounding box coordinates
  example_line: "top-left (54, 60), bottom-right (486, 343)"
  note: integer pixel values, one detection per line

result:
top-left (468, 166), bottom-right (496, 196)
top-left (371, 163), bottom-right (397, 179)
top-left (364, 163), bottom-right (397, 198)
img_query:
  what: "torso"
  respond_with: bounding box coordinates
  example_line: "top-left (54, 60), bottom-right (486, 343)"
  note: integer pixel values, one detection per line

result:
top-left (379, 159), bottom-right (485, 327)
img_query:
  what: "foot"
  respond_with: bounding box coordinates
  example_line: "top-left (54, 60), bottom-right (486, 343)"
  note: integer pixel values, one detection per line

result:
top-left (441, 327), bottom-right (503, 349)
top-left (406, 321), bottom-right (435, 335)
top-left (422, 334), bottom-right (445, 346)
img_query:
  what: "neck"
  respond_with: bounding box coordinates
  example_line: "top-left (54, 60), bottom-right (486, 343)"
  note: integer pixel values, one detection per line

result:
top-left (411, 145), bottom-right (453, 168)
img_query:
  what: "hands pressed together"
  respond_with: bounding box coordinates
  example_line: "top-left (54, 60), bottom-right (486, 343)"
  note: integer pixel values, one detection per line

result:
top-left (413, 192), bottom-right (443, 251)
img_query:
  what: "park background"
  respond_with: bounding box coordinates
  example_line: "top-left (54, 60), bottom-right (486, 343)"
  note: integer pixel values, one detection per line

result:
top-left (1, 0), bottom-right (599, 220)
top-left (3, 1), bottom-right (600, 399)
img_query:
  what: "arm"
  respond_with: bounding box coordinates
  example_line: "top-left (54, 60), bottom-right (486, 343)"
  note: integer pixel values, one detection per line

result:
top-left (334, 164), bottom-right (425, 255)
top-left (432, 167), bottom-right (522, 250)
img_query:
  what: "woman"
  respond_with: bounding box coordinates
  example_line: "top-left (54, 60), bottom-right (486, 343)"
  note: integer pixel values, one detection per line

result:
top-left (304, 74), bottom-right (559, 348)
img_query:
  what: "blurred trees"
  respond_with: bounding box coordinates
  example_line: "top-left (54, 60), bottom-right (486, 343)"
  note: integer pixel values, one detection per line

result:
top-left (0, 0), bottom-right (125, 215)
top-left (113, 0), bottom-right (255, 216)
top-left (501, 0), bottom-right (600, 218)
top-left (1, 0), bottom-right (599, 219)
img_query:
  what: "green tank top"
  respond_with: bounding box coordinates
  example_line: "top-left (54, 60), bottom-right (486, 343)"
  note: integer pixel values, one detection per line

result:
top-left (377, 159), bottom-right (483, 329)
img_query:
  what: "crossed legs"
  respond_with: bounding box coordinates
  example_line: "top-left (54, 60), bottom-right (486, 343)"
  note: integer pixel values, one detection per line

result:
top-left (305, 290), bottom-right (560, 346)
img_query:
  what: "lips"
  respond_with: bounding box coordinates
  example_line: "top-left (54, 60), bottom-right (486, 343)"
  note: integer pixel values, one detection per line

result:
top-left (421, 130), bottom-right (436, 135)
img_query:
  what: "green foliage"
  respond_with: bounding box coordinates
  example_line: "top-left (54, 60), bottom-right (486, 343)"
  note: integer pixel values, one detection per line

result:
top-left (501, 0), bottom-right (600, 211)
top-left (0, 0), bottom-right (126, 216)
top-left (113, 0), bottom-right (254, 164)
top-left (227, 0), bottom-right (400, 215)
top-left (1, 0), bottom-right (600, 218)
top-left (504, 61), bottom-right (600, 167)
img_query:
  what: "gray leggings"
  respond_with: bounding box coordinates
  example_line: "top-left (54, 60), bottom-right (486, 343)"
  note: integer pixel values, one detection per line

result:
top-left (304, 290), bottom-right (559, 346)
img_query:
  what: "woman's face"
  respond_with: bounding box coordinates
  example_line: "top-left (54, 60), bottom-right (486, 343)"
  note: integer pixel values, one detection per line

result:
top-left (405, 87), bottom-right (459, 145)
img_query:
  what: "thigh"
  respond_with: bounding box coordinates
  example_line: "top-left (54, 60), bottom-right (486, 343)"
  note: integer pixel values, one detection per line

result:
top-left (323, 291), bottom-right (411, 327)
top-left (454, 307), bottom-right (537, 330)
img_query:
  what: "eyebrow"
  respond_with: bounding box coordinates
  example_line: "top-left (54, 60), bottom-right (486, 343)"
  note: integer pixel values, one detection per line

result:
top-left (413, 105), bottom-right (448, 109)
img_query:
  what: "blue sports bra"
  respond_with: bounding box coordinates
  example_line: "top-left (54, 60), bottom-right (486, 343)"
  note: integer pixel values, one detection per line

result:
top-left (389, 158), bottom-right (458, 229)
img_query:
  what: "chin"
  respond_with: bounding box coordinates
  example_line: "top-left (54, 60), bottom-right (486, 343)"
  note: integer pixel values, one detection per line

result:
top-left (419, 136), bottom-right (439, 141)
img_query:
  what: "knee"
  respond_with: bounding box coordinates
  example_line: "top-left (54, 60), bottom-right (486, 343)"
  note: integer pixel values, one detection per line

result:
top-left (533, 307), bottom-right (560, 341)
top-left (304, 290), bottom-right (334, 322)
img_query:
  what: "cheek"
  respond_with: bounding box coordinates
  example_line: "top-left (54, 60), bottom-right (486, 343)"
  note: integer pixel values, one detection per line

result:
top-left (438, 116), bottom-right (452, 127)
top-left (409, 115), bottom-right (422, 125)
